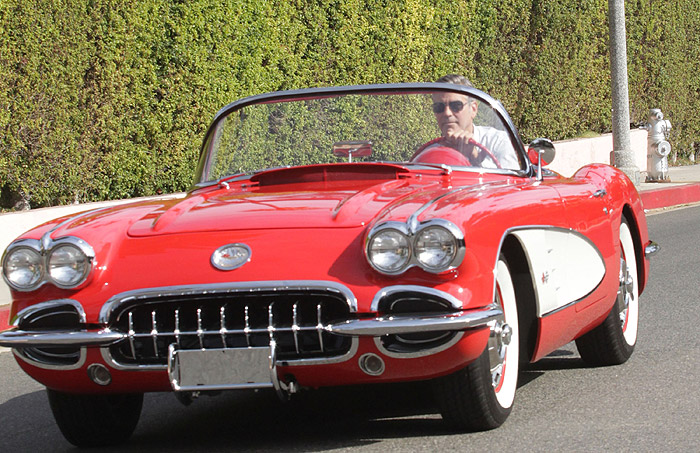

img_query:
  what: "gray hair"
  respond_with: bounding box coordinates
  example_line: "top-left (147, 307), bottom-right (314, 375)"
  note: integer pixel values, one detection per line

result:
top-left (436, 74), bottom-right (473, 88)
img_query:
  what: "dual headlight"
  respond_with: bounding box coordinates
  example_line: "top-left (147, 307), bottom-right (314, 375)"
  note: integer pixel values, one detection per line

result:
top-left (2, 237), bottom-right (94, 291)
top-left (366, 220), bottom-right (465, 275)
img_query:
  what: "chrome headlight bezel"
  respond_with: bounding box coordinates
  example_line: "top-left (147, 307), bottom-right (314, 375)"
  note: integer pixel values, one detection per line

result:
top-left (365, 219), bottom-right (465, 275)
top-left (365, 222), bottom-right (412, 275)
top-left (1, 241), bottom-right (44, 291)
top-left (46, 238), bottom-right (94, 289)
top-left (414, 225), bottom-right (460, 271)
top-left (2, 236), bottom-right (95, 292)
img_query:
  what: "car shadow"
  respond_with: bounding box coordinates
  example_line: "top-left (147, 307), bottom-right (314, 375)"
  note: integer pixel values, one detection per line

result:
top-left (1, 382), bottom-right (451, 452)
top-left (518, 347), bottom-right (589, 387)
top-left (0, 389), bottom-right (66, 449)
top-left (2, 347), bottom-right (595, 452)
top-left (123, 382), bottom-right (452, 452)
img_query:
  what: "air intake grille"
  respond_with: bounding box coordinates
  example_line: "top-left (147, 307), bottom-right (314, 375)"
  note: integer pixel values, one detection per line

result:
top-left (108, 289), bottom-right (353, 366)
top-left (17, 301), bottom-right (83, 367)
top-left (377, 291), bottom-right (458, 353)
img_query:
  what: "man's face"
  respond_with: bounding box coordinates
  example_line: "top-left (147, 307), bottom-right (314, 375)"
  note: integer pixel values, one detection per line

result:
top-left (431, 92), bottom-right (478, 137)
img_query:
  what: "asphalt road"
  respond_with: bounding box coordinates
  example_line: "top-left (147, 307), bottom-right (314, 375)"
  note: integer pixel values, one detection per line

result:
top-left (1, 205), bottom-right (699, 452)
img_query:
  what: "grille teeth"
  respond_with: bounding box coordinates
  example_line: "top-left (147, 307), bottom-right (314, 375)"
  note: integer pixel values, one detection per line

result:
top-left (109, 292), bottom-right (352, 366)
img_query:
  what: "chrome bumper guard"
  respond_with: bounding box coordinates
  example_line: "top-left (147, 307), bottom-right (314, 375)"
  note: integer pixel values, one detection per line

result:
top-left (0, 306), bottom-right (501, 349)
top-left (0, 329), bottom-right (125, 348)
top-left (326, 306), bottom-right (502, 336)
top-left (645, 241), bottom-right (660, 257)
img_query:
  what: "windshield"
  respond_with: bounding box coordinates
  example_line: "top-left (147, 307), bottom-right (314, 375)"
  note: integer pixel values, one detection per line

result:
top-left (197, 86), bottom-right (525, 184)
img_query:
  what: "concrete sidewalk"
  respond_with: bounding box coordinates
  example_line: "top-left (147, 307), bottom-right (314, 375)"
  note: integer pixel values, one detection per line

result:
top-left (1, 164), bottom-right (700, 331)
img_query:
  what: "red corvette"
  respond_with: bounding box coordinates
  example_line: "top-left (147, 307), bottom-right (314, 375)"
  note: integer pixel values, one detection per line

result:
top-left (1, 84), bottom-right (656, 446)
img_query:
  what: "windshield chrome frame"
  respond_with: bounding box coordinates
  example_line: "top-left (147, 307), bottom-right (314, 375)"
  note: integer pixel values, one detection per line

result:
top-left (193, 83), bottom-right (531, 187)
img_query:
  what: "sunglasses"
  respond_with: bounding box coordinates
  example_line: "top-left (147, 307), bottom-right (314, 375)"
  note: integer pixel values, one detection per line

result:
top-left (432, 100), bottom-right (467, 114)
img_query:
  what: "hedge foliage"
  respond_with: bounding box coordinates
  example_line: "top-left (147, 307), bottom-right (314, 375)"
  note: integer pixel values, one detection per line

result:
top-left (1, 0), bottom-right (698, 209)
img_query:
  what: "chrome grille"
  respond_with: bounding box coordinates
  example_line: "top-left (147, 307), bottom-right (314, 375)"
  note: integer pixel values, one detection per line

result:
top-left (108, 288), bottom-right (353, 366)
top-left (376, 290), bottom-right (459, 354)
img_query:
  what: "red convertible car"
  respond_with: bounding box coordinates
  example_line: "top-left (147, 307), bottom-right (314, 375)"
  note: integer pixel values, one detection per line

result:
top-left (1, 83), bottom-right (656, 446)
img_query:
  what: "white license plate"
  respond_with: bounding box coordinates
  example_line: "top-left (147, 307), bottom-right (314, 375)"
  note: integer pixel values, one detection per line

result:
top-left (168, 346), bottom-right (273, 391)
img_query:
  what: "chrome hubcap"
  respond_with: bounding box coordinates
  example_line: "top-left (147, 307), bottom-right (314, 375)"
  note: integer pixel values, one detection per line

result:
top-left (618, 257), bottom-right (634, 328)
top-left (488, 319), bottom-right (512, 388)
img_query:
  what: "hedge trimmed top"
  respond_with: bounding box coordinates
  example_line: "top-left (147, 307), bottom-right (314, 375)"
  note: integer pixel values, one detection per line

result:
top-left (1, 0), bottom-right (698, 209)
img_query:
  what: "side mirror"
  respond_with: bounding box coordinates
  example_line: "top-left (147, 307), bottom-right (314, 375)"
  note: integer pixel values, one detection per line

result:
top-left (527, 138), bottom-right (555, 180)
top-left (332, 141), bottom-right (373, 163)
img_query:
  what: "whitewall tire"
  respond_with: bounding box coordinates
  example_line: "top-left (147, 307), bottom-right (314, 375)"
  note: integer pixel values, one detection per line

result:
top-left (433, 255), bottom-right (520, 431)
top-left (576, 217), bottom-right (639, 365)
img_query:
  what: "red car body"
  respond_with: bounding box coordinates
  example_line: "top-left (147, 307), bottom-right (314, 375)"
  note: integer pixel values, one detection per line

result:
top-left (1, 84), bottom-right (655, 445)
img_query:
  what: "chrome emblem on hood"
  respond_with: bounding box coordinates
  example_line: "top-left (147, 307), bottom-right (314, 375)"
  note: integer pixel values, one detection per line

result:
top-left (211, 244), bottom-right (251, 270)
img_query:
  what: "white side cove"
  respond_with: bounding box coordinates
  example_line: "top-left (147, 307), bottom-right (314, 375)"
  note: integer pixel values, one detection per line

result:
top-left (511, 228), bottom-right (606, 317)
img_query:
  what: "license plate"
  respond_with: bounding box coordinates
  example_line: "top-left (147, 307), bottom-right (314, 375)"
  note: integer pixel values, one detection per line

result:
top-left (168, 346), bottom-right (273, 391)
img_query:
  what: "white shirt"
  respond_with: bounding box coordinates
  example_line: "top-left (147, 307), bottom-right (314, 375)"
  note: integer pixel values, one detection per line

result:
top-left (472, 125), bottom-right (520, 170)
top-left (420, 126), bottom-right (521, 170)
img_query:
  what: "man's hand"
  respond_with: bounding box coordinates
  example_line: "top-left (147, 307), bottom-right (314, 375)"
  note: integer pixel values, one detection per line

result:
top-left (442, 130), bottom-right (480, 162)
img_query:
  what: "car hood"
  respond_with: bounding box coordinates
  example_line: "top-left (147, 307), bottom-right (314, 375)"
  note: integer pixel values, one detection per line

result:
top-left (127, 179), bottom-right (437, 237)
top-left (46, 165), bottom-right (508, 240)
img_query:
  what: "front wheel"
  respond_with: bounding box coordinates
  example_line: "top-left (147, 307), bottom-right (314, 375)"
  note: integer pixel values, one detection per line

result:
top-left (433, 256), bottom-right (520, 431)
top-left (576, 217), bottom-right (639, 366)
top-left (47, 389), bottom-right (143, 447)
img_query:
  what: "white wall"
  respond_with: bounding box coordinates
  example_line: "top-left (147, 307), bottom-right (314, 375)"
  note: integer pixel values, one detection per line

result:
top-left (548, 128), bottom-right (648, 177)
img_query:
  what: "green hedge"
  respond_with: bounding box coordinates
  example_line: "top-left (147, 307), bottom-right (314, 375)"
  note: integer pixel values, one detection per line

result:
top-left (1, 0), bottom-right (698, 209)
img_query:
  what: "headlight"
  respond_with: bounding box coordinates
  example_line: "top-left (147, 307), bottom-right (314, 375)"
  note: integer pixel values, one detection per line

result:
top-left (367, 229), bottom-right (411, 273)
top-left (366, 219), bottom-right (465, 275)
top-left (2, 236), bottom-right (94, 291)
top-left (2, 247), bottom-right (43, 290)
top-left (48, 244), bottom-right (91, 288)
top-left (415, 226), bottom-right (458, 271)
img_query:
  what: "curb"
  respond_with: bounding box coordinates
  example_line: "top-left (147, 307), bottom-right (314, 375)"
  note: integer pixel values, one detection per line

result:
top-left (640, 182), bottom-right (700, 211)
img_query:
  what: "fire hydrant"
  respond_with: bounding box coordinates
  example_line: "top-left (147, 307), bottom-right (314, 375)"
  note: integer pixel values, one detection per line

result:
top-left (645, 108), bottom-right (672, 182)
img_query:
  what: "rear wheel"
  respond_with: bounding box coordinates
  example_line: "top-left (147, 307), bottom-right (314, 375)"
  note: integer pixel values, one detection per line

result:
top-left (47, 389), bottom-right (143, 447)
top-left (433, 256), bottom-right (520, 431)
top-left (576, 217), bottom-right (639, 365)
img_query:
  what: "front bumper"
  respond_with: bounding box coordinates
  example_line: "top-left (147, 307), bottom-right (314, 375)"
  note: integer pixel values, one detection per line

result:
top-left (3, 282), bottom-right (500, 393)
top-left (0, 306), bottom-right (502, 348)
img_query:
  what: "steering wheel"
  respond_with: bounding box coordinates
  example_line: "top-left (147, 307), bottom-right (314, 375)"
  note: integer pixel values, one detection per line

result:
top-left (412, 145), bottom-right (471, 166)
top-left (412, 138), bottom-right (501, 169)
top-left (467, 139), bottom-right (501, 169)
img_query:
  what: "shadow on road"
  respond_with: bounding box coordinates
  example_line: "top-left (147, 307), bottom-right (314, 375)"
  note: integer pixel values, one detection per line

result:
top-left (523, 348), bottom-right (589, 372)
top-left (517, 347), bottom-right (589, 387)
top-left (2, 348), bottom-right (593, 452)
top-left (131, 382), bottom-right (453, 452)
top-left (2, 382), bottom-right (452, 452)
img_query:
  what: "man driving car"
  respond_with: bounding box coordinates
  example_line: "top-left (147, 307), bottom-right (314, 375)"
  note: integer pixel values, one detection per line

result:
top-left (413, 74), bottom-right (520, 170)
